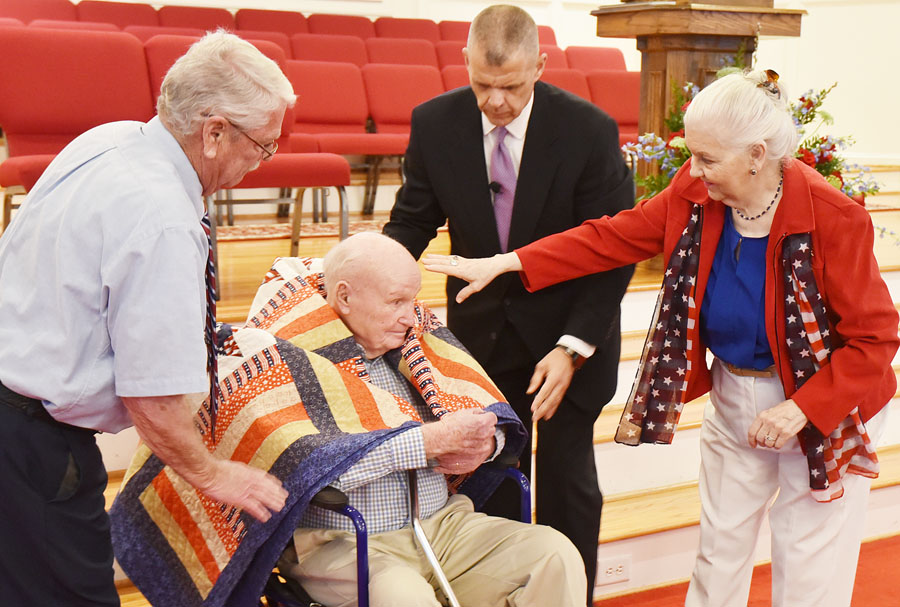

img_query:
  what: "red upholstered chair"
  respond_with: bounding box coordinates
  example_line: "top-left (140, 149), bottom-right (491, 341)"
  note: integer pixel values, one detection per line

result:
top-left (235, 8), bottom-right (307, 36)
top-left (0, 16), bottom-right (22, 27)
top-left (291, 33), bottom-right (367, 67)
top-left (441, 65), bottom-right (469, 91)
top-left (587, 70), bottom-right (641, 146)
top-left (307, 13), bottom-right (375, 39)
top-left (157, 5), bottom-right (234, 31)
top-left (0, 0), bottom-right (77, 23)
top-left (537, 25), bottom-right (557, 45)
top-left (438, 20), bottom-right (469, 41)
top-left (76, 1), bottom-right (159, 28)
top-left (564, 46), bottom-right (627, 73)
top-left (29, 19), bottom-right (119, 31)
top-left (234, 29), bottom-right (291, 58)
top-left (365, 37), bottom-right (438, 68)
top-left (540, 68), bottom-right (591, 101)
top-left (0, 28), bottom-right (153, 229)
top-left (125, 25), bottom-right (204, 42)
top-left (374, 17), bottom-right (440, 43)
top-left (435, 40), bottom-right (465, 68)
top-left (540, 44), bottom-right (568, 69)
top-left (361, 64), bottom-right (444, 135)
top-left (285, 59), bottom-right (408, 215)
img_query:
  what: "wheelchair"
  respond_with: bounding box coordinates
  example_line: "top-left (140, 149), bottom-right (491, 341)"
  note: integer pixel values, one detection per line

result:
top-left (262, 454), bottom-right (531, 607)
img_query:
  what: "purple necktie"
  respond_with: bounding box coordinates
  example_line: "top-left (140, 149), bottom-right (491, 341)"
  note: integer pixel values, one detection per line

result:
top-left (490, 126), bottom-right (517, 252)
top-left (200, 211), bottom-right (219, 438)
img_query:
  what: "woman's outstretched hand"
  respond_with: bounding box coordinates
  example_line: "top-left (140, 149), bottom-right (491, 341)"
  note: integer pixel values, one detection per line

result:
top-left (423, 252), bottom-right (523, 303)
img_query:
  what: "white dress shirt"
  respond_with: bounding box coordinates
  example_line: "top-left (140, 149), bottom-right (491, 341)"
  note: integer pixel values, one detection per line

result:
top-left (0, 117), bottom-right (210, 432)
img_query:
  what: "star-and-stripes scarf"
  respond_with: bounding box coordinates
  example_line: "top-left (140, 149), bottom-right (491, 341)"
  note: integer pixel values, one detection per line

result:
top-left (616, 204), bottom-right (879, 501)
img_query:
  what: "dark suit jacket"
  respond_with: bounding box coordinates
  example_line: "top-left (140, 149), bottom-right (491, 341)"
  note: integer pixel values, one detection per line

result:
top-left (384, 81), bottom-right (634, 414)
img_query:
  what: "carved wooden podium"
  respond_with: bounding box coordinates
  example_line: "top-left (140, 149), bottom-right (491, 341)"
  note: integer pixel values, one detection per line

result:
top-left (592, 1), bottom-right (805, 138)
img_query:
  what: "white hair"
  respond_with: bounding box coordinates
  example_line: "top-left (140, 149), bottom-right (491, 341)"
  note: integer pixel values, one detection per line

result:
top-left (684, 69), bottom-right (798, 162)
top-left (322, 233), bottom-right (414, 297)
top-left (157, 30), bottom-right (295, 136)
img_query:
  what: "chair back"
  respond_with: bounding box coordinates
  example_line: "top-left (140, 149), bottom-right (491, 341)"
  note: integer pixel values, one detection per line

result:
top-left (438, 20), bottom-right (469, 41)
top-left (537, 25), bottom-right (556, 45)
top-left (565, 46), bottom-right (626, 72)
top-left (0, 28), bottom-right (153, 156)
top-left (540, 44), bottom-right (568, 69)
top-left (0, 0), bottom-right (76, 23)
top-left (435, 40), bottom-right (465, 68)
top-left (235, 29), bottom-right (290, 58)
top-left (365, 37), bottom-right (438, 68)
top-left (374, 17), bottom-right (439, 43)
top-left (157, 5), bottom-right (234, 31)
top-left (76, 1), bottom-right (159, 28)
top-left (235, 8), bottom-right (307, 36)
top-left (541, 69), bottom-right (591, 101)
top-left (286, 60), bottom-right (368, 134)
top-left (125, 24), bottom-right (204, 42)
top-left (362, 64), bottom-right (444, 134)
top-left (291, 33), bottom-right (367, 67)
top-left (30, 19), bottom-right (118, 32)
top-left (586, 70), bottom-right (640, 145)
top-left (441, 65), bottom-right (469, 91)
top-left (307, 13), bottom-right (375, 39)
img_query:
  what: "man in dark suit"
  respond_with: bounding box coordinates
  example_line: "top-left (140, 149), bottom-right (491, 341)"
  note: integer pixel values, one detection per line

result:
top-left (383, 5), bottom-right (633, 602)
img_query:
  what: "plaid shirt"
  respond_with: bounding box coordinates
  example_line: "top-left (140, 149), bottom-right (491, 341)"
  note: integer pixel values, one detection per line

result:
top-left (298, 347), bottom-right (450, 534)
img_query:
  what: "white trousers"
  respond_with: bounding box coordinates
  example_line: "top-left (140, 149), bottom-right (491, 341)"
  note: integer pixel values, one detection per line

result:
top-left (685, 359), bottom-right (887, 607)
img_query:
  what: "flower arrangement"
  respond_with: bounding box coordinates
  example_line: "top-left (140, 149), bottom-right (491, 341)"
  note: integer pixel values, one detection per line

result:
top-left (622, 75), bottom-right (880, 203)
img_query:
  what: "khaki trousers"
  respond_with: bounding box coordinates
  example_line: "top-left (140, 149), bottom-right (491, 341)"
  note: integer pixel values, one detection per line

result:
top-left (686, 359), bottom-right (888, 607)
top-left (283, 494), bottom-right (586, 607)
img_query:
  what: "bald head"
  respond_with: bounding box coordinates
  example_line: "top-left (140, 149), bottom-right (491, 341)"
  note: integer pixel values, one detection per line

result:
top-left (467, 4), bottom-right (539, 67)
top-left (323, 233), bottom-right (421, 358)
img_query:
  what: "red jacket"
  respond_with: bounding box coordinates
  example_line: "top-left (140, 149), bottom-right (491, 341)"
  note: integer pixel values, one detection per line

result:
top-left (517, 159), bottom-right (898, 435)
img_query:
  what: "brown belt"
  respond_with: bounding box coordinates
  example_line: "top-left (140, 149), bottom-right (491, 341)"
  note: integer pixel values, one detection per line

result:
top-left (720, 360), bottom-right (777, 378)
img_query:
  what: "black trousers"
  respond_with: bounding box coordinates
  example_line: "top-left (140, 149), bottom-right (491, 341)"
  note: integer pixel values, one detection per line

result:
top-left (479, 330), bottom-right (603, 606)
top-left (0, 383), bottom-right (119, 607)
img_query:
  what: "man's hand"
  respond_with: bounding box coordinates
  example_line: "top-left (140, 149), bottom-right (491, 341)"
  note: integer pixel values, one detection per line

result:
top-left (124, 394), bottom-right (288, 523)
top-left (420, 408), bottom-right (498, 474)
top-left (194, 460), bottom-right (288, 523)
top-left (527, 347), bottom-right (576, 421)
top-left (423, 252), bottom-right (522, 303)
top-left (748, 398), bottom-right (808, 449)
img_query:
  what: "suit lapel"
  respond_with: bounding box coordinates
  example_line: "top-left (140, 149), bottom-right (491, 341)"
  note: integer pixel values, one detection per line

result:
top-left (508, 83), bottom-right (561, 251)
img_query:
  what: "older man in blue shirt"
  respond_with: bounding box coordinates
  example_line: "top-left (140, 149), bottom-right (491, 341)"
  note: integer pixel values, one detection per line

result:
top-left (0, 32), bottom-right (293, 606)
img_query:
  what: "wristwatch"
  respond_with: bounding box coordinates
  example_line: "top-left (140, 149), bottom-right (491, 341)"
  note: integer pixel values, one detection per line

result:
top-left (558, 345), bottom-right (586, 371)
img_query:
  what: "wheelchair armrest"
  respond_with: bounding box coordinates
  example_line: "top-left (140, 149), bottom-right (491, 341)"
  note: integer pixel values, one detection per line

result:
top-left (485, 450), bottom-right (520, 469)
top-left (310, 486), bottom-right (349, 512)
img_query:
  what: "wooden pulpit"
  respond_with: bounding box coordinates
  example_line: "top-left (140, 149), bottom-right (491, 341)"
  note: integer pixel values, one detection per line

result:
top-left (592, 1), bottom-right (805, 138)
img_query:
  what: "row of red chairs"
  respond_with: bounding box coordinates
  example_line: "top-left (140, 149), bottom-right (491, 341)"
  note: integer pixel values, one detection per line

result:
top-left (0, 27), bottom-right (353, 252)
top-left (0, 15), bottom-right (627, 73)
top-left (0, 0), bottom-right (557, 43)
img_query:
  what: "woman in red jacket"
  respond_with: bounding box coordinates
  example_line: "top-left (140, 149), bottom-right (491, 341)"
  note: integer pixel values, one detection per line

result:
top-left (425, 70), bottom-right (898, 606)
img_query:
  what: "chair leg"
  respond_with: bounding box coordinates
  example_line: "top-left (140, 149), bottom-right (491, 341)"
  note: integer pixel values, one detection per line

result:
top-left (291, 188), bottom-right (306, 257)
top-left (320, 188), bottom-right (329, 223)
top-left (337, 186), bottom-right (349, 241)
top-left (2, 190), bottom-right (12, 232)
top-left (362, 156), bottom-right (383, 217)
top-left (226, 190), bottom-right (234, 226)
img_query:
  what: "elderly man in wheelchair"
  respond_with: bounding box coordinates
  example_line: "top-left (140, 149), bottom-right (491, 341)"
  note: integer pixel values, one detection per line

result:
top-left (111, 233), bottom-right (585, 607)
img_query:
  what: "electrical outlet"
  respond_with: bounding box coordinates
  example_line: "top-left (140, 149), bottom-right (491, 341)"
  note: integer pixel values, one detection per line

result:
top-left (596, 555), bottom-right (631, 586)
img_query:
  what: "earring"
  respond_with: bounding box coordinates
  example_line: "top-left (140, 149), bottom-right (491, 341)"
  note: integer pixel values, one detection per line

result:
top-left (750, 168), bottom-right (758, 176)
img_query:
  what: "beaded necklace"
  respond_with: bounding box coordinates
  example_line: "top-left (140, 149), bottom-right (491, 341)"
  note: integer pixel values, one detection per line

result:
top-left (734, 168), bottom-right (784, 221)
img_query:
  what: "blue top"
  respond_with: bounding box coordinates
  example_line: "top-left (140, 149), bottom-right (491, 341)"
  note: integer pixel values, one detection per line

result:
top-left (0, 117), bottom-right (209, 432)
top-left (700, 211), bottom-right (775, 370)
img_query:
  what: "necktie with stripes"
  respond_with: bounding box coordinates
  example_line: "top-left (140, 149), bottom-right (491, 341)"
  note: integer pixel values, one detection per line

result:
top-left (200, 211), bottom-right (219, 436)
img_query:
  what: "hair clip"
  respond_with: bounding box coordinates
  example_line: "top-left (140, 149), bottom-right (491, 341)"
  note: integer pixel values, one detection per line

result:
top-left (757, 68), bottom-right (781, 99)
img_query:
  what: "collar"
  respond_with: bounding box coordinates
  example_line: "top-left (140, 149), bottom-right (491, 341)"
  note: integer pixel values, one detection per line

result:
top-left (143, 115), bottom-right (204, 219)
top-left (672, 158), bottom-right (817, 235)
top-left (481, 91), bottom-right (534, 140)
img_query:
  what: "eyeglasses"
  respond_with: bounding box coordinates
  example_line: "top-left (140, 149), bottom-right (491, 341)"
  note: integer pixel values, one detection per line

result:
top-left (225, 118), bottom-right (278, 161)
top-left (757, 69), bottom-right (781, 99)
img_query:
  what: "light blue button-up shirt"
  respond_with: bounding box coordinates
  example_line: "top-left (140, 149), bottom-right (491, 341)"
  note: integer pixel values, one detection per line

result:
top-left (0, 117), bottom-right (210, 432)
